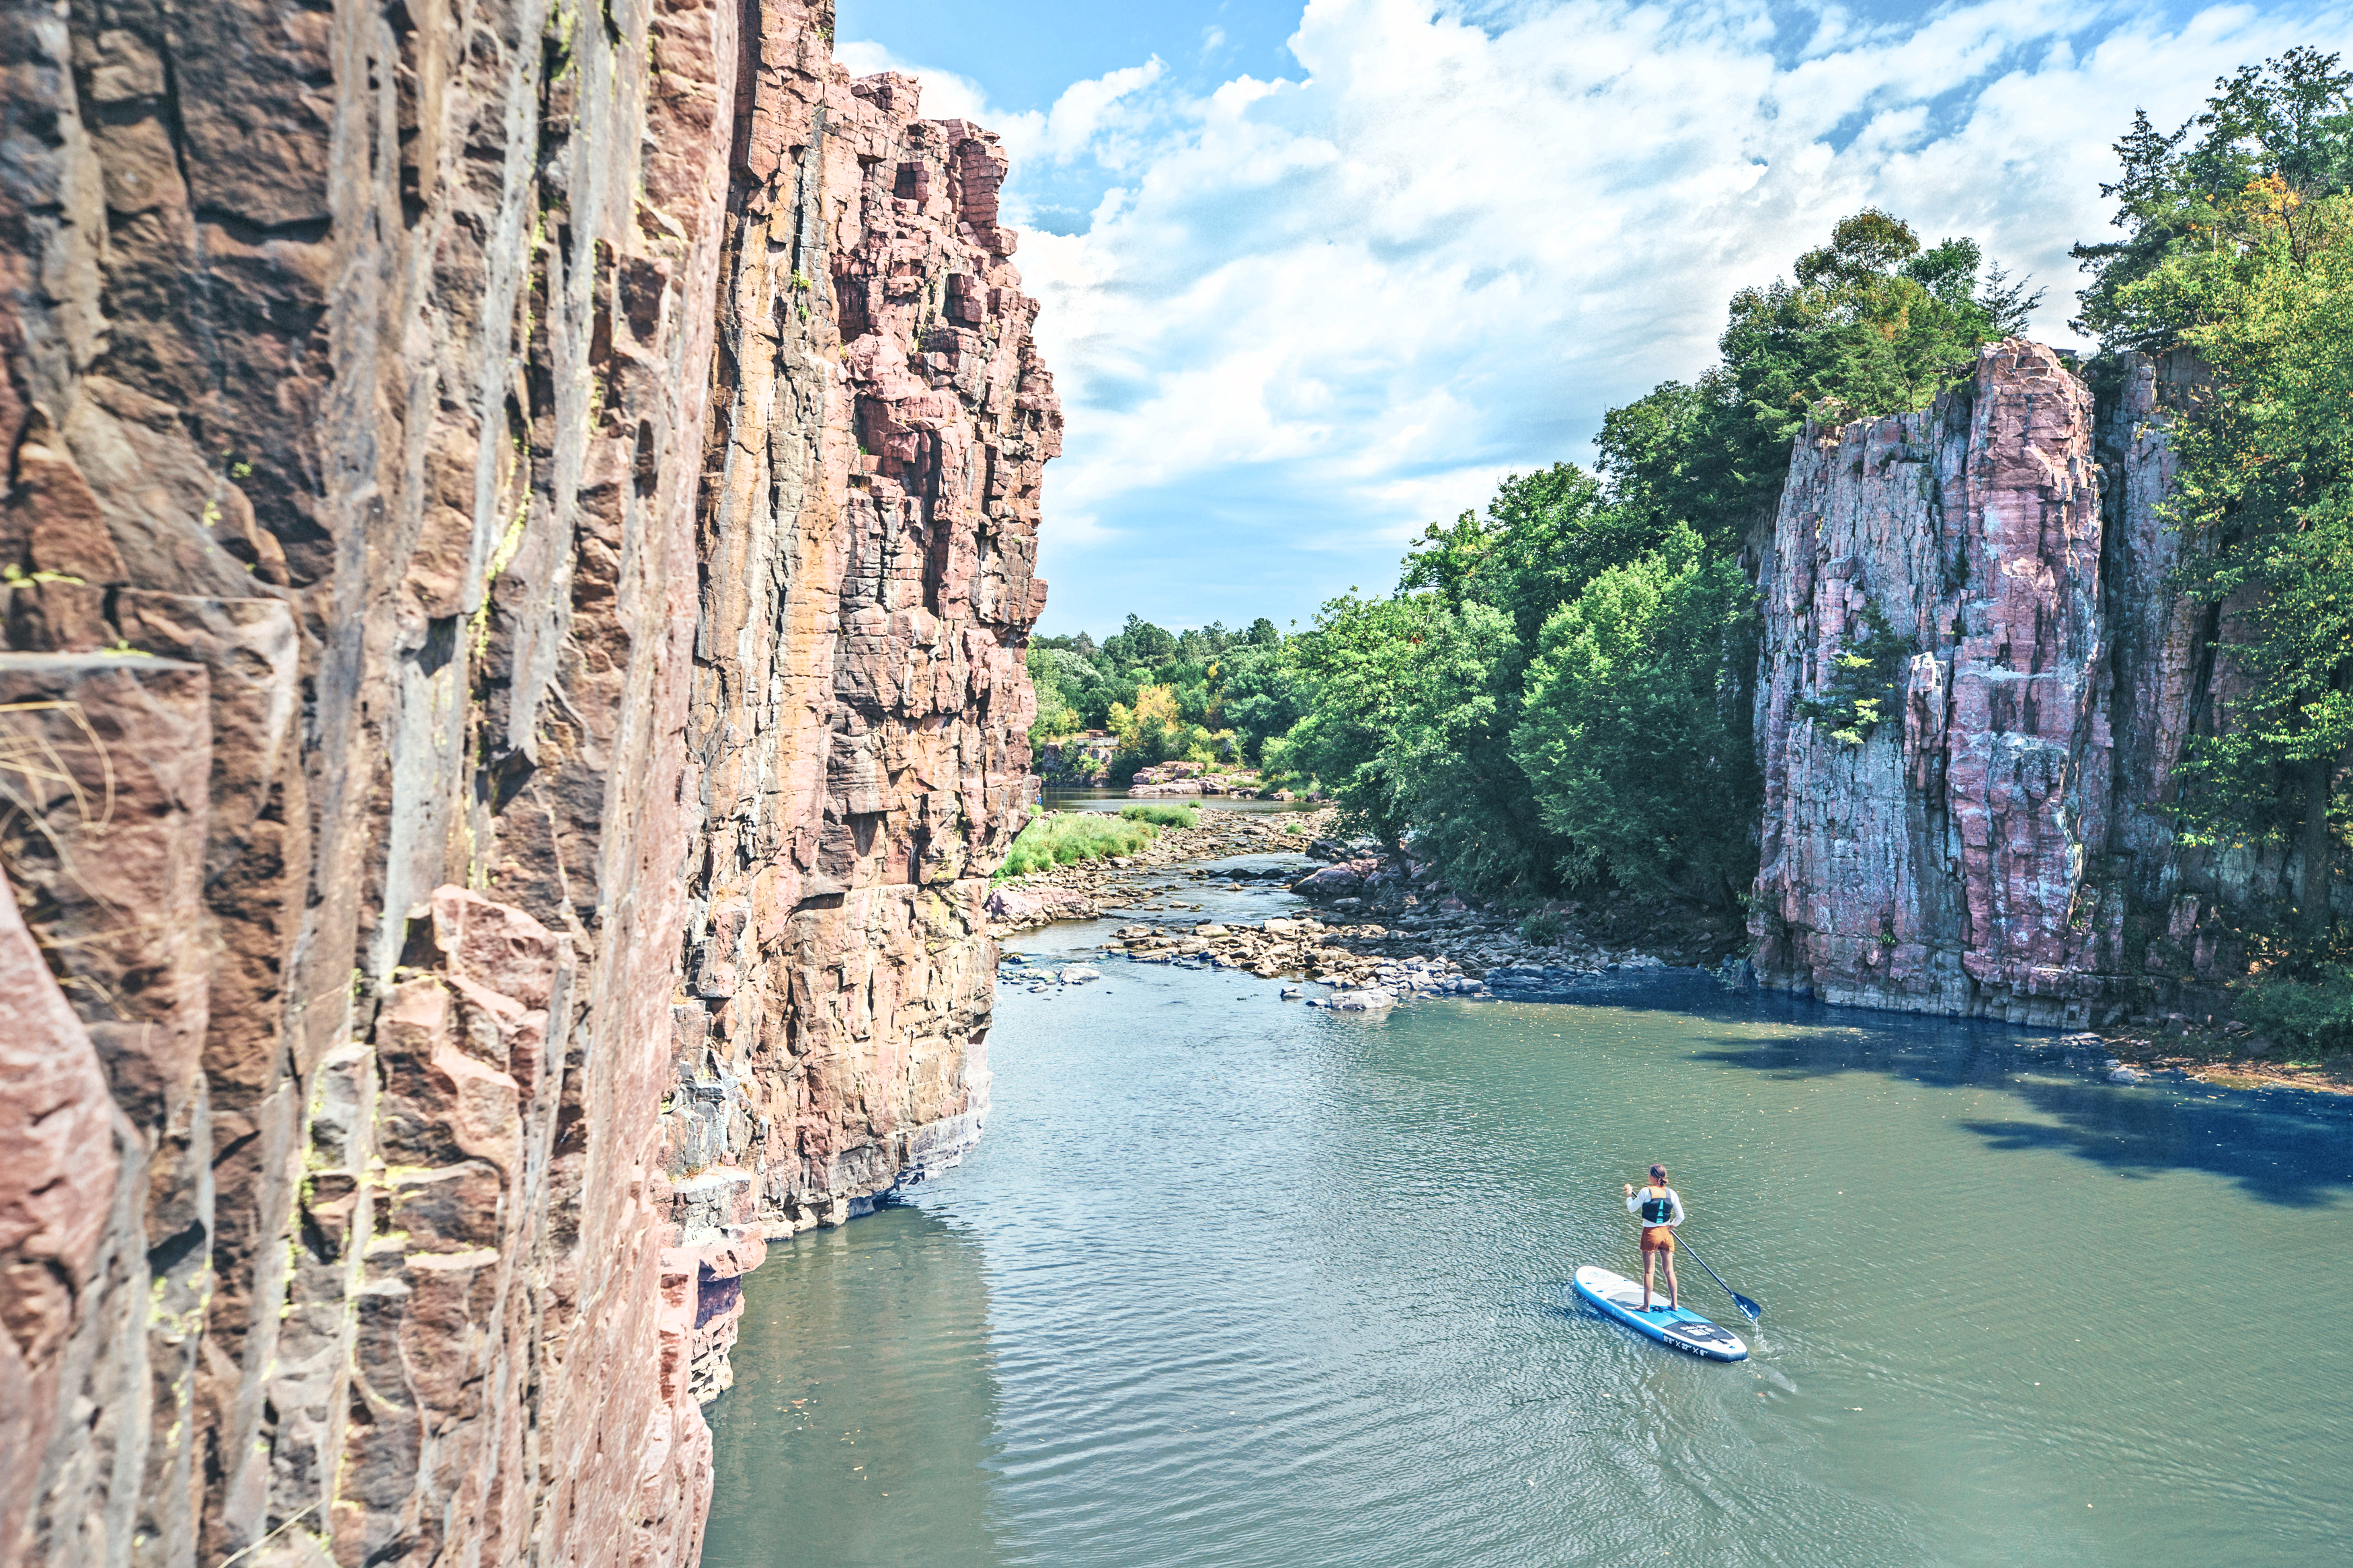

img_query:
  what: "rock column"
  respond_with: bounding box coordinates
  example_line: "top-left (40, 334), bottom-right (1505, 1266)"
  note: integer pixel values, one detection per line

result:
top-left (1751, 340), bottom-right (2290, 1022)
top-left (0, 1), bottom-right (1050, 1564)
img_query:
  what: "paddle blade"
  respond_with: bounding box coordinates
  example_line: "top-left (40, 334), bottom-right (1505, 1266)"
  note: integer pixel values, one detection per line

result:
top-left (1732, 1292), bottom-right (1762, 1322)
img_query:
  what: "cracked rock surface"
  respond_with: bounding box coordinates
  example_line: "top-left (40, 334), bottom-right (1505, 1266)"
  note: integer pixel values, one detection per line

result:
top-left (1750, 341), bottom-right (2283, 1026)
top-left (0, 3), bottom-right (1050, 1565)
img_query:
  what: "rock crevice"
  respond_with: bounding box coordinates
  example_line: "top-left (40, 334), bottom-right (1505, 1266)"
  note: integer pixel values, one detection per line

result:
top-left (0, 3), bottom-right (1049, 1565)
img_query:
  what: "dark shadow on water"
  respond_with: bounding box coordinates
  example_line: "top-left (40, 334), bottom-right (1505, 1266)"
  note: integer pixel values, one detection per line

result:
top-left (703, 1206), bottom-right (1012, 1568)
top-left (1492, 971), bottom-right (2353, 1209)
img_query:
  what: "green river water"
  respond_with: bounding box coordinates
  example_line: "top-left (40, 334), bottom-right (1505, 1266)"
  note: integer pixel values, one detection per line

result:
top-left (703, 892), bottom-right (2353, 1567)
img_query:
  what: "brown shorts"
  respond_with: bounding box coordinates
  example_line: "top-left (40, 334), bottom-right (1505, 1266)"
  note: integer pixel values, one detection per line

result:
top-left (1640, 1227), bottom-right (1675, 1254)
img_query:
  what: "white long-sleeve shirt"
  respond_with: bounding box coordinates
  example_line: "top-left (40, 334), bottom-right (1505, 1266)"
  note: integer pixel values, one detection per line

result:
top-left (1628, 1186), bottom-right (1685, 1228)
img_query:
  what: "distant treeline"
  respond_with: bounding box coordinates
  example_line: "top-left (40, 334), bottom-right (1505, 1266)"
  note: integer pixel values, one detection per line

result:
top-left (1027, 616), bottom-right (1309, 781)
top-left (1035, 52), bottom-right (2353, 1032)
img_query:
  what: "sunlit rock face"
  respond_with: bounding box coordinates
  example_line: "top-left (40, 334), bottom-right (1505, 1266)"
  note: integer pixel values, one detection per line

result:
top-left (661, 22), bottom-right (1058, 1406)
top-left (1750, 340), bottom-right (2278, 1026)
top-left (0, 1), bottom-right (1049, 1565)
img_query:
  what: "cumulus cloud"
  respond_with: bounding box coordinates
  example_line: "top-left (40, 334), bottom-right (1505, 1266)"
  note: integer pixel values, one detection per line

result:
top-left (846, 0), bottom-right (2353, 636)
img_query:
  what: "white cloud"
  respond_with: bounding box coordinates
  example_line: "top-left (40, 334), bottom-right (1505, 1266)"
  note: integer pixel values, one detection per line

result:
top-left (846, 0), bottom-right (2353, 635)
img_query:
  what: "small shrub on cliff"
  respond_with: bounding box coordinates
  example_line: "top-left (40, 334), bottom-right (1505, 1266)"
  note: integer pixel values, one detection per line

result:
top-left (998, 813), bottom-right (1155, 877)
top-left (1792, 602), bottom-right (1917, 745)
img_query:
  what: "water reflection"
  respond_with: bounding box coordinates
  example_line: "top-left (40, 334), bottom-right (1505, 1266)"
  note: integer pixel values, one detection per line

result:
top-left (703, 1208), bottom-right (1006, 1568)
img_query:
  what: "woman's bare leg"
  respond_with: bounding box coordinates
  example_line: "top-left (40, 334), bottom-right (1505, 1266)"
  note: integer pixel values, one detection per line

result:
top-left (1665, 1252), bottom-right (1680, 1309)
top-left (1640, 1249), bottom-right (1657, 1309)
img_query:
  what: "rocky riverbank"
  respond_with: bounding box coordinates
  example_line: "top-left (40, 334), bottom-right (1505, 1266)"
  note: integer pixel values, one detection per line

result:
top-left (987, 808), bottom-right (1331, 930)
top-left (988, 807), bottom-right (1727, 1010)
top-left (988, 808), bottom-right (2352, 1085)
top-left (2064, 1026), bottom-right (2353, 1094)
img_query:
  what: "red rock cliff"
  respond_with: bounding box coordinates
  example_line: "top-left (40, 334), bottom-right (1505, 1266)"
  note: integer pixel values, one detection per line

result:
top-left (0, 1), bottom-right (1051, 1565)
top-left (1751, 339), bottom-right (2278, 1025)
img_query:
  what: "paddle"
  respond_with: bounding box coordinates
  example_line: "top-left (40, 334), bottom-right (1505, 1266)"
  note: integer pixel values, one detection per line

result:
top-left (1677, 1238), bottom-right (1761, 1322)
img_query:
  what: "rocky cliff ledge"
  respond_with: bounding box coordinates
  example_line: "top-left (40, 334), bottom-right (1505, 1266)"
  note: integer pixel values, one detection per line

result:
top-left (0, 2), bottom-right (1051, 1565)
top-left (1751, 339), bottom-right (2278, 1026)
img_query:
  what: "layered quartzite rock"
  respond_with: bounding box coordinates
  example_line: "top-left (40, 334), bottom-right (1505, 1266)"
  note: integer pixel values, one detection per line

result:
top-left (657, 35), bottom-right (1057, 1401)
top-left (1750, 340), bottom-right (2279, 1024)
top-left (0, 1), bottom-right (1048, 1565)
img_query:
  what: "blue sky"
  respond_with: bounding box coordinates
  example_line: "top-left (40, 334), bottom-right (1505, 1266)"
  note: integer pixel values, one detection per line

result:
top-left (839, 1), bottom-right (2353, 641)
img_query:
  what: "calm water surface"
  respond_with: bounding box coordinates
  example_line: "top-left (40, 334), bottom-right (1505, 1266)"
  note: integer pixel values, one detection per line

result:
top-left (704, 907), bottom-right (2353, 1568)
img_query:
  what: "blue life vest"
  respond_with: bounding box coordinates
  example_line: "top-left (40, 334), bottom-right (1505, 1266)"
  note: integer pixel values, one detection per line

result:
top-left (1639, 1188), bottom-right (1675, 1225)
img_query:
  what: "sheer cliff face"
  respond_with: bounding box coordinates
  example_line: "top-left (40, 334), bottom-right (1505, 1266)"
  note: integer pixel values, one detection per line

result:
top-left (662, 33), bottom-right (1057, 1401)
top-left (0, 2), bottom-right (1050, 1565)
top-left (1750, 339), bottom-right (2268, 1025)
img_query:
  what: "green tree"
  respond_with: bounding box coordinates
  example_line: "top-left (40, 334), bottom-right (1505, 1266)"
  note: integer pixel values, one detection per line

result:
top-left (1219, 643), bottom-right (1310, 761)
top-left (1600, 210), bottom-right (2036, 547)
top-left (1401, 464), bottom-right (1640, 644)
top-left (1102, 614), bottom-right (1178, 671)
top-left (1512, 526), bottom-right (1761, 907)
top-left (2141, 194), bottom-right (2353, 944)
top-left (1284, 594), bottom-right (1561, 897)
top-left (2073, 48), bottom-right (2353, 348)
top-left (2069, 50), bottom-right (2353, 956)
top-left (1025, 645), bottom-right (1085, 748)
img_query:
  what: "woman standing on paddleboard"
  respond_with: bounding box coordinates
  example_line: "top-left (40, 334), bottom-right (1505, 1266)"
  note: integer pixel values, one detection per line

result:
top-left (1623, 1165), bottom-right (1684, 1311)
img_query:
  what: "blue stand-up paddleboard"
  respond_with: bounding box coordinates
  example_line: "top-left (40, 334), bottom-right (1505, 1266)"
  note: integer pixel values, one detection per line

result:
top-left (1572, 1265), bottom-right (1749, 1361)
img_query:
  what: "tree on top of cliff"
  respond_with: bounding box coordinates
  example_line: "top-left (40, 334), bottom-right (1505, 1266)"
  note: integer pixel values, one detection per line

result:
top-left (1599, 210), bottom-right (2036, 548)
top-left (2073, 47), bottom-right (2353, 349)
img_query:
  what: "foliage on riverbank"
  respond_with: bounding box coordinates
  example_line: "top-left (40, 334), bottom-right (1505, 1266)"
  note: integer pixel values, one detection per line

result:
top-left (2235, 967), bottom-right (2353, 1065)
top-left (998, 812), bottom-right (1158, 878)
top-left (1027, 614), bottom-right (1310, 780)
top-left (2079, 48), bottom-right (2353, 968)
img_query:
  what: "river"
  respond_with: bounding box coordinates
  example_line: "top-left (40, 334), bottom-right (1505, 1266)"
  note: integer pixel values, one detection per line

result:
top-left (703, 882), bottom-right (2353, 1568)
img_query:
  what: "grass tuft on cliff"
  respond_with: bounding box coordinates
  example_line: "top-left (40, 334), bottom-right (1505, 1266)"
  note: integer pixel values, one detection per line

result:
top-left (998, 812), bottom-right (1158, 877)
top-left (1120, 802), bottom-right (1199, 829)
